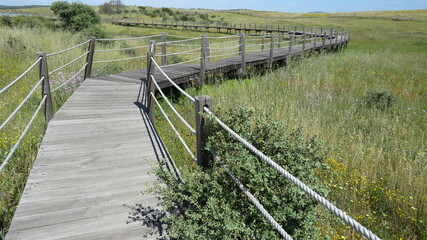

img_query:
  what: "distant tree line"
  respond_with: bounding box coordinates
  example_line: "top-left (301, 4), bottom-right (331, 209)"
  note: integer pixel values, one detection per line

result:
top-left (99, 0), bottom-right (125, 14)
top-left (97, 1), bottom-right (225, 23)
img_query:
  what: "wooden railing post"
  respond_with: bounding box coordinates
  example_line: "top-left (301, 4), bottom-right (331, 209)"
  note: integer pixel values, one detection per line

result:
top-left (199, 35), bottom-right (207, 88)
top-left (329, 29), bottom-right (333, 50)
top-left (84, 37), bottom-right (96, 80)
top-left (313, 31), bottom-right (317, 53)
top-left (239, 33), bottom-right (246, 75)
top-left (146, 41), bottom-right (156, 122)
top-left (195, 95), bottom-right (212, 167)
top-left (269, 35), bottom-right (274, 69)
top-left (161, 32), bottom-right (167, 65)
top-left (278, 33), bottom-right (283, 48)
top-left (302, 27), bottom-right (306, 52)
top-left (261, 34), bottom-right (265, 52)
top-left (322, 29), bottom-right (326, 50)
top-left (344, 30), bottom-right (348, 47)
top-left (204, 35), bottom-right (211, 62)
top-left (37, 52), bottom-right (53, 127)
top-left (288, 33), bottom-right (294, 56)
top-left (336, 29), bottom-right (339, 45)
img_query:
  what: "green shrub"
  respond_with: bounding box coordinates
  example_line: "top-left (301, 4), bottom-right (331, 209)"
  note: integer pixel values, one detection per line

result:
top-left (51, 1), bottom-right (101, 32)
top-left (154, 107), bottom-right (329, 239)
top-left (364, 90), bottom-right (395, 110)
top-left (0, 16), bottom-right (51, 29)
top-left (79, 25), bottom-right (108, 40)
top-left (0, 16), bottom-right (13, 26)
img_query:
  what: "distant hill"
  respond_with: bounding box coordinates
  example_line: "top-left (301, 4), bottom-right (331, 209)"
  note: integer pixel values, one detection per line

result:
top-left (0, 5), bottom-right (50, 9)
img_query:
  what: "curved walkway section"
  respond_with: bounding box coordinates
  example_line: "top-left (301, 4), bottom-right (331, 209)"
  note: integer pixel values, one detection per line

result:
top-left (6, 74), bottom-right (172, 239)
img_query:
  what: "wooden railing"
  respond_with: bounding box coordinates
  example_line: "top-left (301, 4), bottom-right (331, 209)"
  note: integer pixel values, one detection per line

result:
top-left (0, 29), bottom-right (349, 172)
top-left (110, 18), bottom-right (347, 36)
top-left (143, 34), bottom-right (380, 239)
top-left (0, 24), bottom-right (371, 240)
top-left (145, 31), bottom-right (349, 164)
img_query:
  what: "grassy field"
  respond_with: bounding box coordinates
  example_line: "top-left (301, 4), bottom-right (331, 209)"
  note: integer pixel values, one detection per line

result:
top-left (145, 8), bottom-right (427, 240)
top-left (0, 6), bottom-right (426, 239)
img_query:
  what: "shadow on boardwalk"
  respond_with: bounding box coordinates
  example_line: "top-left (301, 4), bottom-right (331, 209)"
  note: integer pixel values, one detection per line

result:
top-left (124, 78), bottom-right (180, 240)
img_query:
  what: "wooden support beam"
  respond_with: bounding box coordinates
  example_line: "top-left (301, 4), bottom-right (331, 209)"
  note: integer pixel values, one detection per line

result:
top-left (195, 95), bottom-right (212, 167)
top-left (239, 33), bottom-right (246, 75)
top-left (204, 36), bottom-right (210, 62)
top-left (84, 37), bottom-right (96, 80)
top-left (37, 52), bottom-right (53, 127)
top-left (269, 35), bottom-right (274, 69)
top-left (146, 41), bottom-right (156, 122)
top-left (161, 33), bottom-right (167, 65)
top-left (288, 33), bottom-right (294, 57)
top-left (302, 27), bottom-right (306, 53)
top-left (199, 35), bottom-right (207, 88)
top-left (262, 34), bottom-right (265, 52)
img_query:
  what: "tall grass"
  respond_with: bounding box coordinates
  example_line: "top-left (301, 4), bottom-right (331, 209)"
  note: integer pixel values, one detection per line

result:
top-left (1, 8), bottom-right (426, 239)
top-left (0, 25), bottom-right (92, 236)
top-left (150, 12), bottom-right (427, 239)
top-left (154, 49), bottom-right (426, 239)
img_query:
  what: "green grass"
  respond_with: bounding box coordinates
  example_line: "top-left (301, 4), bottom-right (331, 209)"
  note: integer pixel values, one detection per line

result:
top-left (148, 9), bottom-right (427, 240)
top-left (0, 26), bottom-right (95, 236)
top-left (0, 7), bottom-right (426, 239)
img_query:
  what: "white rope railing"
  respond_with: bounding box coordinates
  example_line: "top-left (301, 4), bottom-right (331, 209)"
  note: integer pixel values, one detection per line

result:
top-left (94, 45), bottom-right (149, 53)
top-left (51, 63), bottom-right (87, 93)
top-left (159, 57), bottom-right (201, 68)
top-left (156, 48), bottom-right (202, 57)
top-left (93, 55), bottom-right (144, 64)
top-left (158, 37), bottom-right (200, 45)
top-left (209, 40), bottom-right (240, 46)
top-left (166, 34), bottom-right (196, 39)
top-left (209, 51), bottom-right (242, 59)
top-left (151, 57), bottom-right (195, 103)
top-left (0, 57), bottom-right (42, 95)
top-left (151, 92), bottom-right (196, 161)
top-left (202, 106), bottom-right (381, 240)
top-left (245, 38), bottom-right (266, 42)
top-left (46, 39), bottom-right (91, 57)
top-left (245, 43), bottom-right (267, 47)
top-left (49, 51), bottom-right (89, 75)
top-left (207, 35), bottom-right (240, 39)
top-left (210, 149), bottom-right (293, 240)
top-left (97, 34), bottom-right (162, 41)
top-left (244, 49), bottom-right (265, 53)
top-left (0, 95), bottom-right (47, 173)
top-left (207, 44), bottom-right (242, 51)
top-left (0, 77), bottom-right (44, 132)
top-left (167, 43), bottom-right (201, 47)
top-left (151, 75), bottom-right (196, 134)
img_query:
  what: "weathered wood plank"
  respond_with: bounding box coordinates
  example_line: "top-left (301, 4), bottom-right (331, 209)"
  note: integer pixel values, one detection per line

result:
top-left (6, 77), bottom-right (171, 239)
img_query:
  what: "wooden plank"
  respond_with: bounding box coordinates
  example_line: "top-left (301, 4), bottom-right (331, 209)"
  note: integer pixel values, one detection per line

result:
top-left (6, 77), bottom-right (170, 239)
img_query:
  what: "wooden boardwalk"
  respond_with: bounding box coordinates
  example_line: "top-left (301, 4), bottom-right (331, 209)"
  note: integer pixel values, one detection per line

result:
top-left (6, 76), bottom-right (178, 239)
top-left (6, 35), bottom-right (347, 239)
top-left (149, 40), bottom-right (345, 89)
top-left (112, 19), bottom-right (324, 35)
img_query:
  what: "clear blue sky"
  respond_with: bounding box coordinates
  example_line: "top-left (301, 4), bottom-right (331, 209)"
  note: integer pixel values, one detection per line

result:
top-left (2, 0), bottom-right (426, 13)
